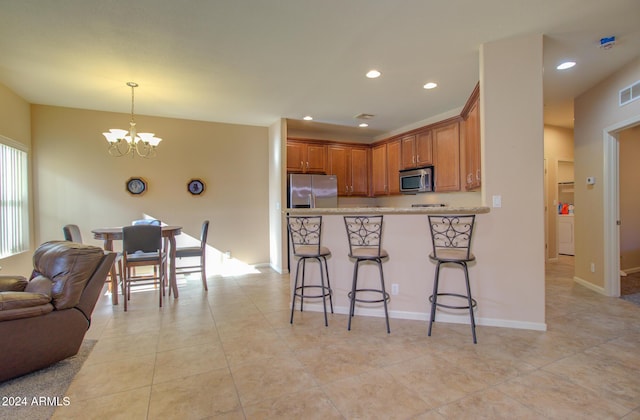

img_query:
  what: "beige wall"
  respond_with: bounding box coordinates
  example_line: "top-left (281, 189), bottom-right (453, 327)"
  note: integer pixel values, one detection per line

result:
top-left (475, 34), bottom-right (546, 326)
top-left (0, 84), bottom-right (31, 144)
top-left (544, 125), bottom-right (574, 259)
top-left (268, 118), bottom-right (286, 273)
top-left (574, 56), bottom-right (640, 291)
top-left (30, 105), bottom-right (270, 269)
top-left (620, 125), bottom-right (640, 271)
top-left (0, 83), bottom-right (33, 273)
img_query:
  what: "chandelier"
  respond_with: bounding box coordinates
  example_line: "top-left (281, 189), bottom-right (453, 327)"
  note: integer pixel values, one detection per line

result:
top-left (102, 82), bottom-right (162, 158)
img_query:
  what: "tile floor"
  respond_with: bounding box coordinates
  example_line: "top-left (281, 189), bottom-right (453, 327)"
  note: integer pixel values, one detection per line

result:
top-left (52, 256), bottom-right (640, 419)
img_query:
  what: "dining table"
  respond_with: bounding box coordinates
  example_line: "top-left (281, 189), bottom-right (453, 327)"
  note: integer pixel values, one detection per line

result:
top-left (92, 225), bottom-right (183, 305)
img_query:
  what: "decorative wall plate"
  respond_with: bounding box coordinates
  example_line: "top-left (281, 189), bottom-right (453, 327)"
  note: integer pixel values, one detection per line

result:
top-left (188, 179), bottom-right (205, 195)
top-left (126, 177), bottom-right (147, 195)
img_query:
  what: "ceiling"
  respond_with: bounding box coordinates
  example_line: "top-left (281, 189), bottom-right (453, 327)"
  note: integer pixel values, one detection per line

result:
top-left (0, 0), bottom-right (639, 137)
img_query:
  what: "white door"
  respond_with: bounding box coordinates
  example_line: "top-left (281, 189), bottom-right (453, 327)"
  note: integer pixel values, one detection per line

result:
top-left (558, 215), bottom-right (575, 255)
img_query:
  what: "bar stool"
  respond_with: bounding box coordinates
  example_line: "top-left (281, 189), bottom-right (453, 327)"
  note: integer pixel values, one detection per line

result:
top-left (343, 215), bottom-right (390, 333)
top-left (427, 215), bottom-right (477, 343)
top-left (287, 216), bottom-right (334, 326)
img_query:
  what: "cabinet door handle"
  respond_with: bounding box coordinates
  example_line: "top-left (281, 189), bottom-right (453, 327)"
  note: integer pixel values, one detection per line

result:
top-left (300, 161), bottom-right (304, 169)
top-left (476, 169), bottom-right (481, 181)
top-left (306, 161), bottom-right (309, 169)
top-left (416, 154), bottom-right (420, 162)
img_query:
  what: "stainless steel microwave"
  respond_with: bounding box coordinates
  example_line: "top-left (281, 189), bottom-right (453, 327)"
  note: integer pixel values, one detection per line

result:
top-left (399, 166), bottom-right (434, 193)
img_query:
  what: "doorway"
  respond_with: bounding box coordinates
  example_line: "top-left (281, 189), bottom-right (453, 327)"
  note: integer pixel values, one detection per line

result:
top-left (618, 125), bottom-right (640, 296)
top-left (557, 160), bottom-right (575, 256)
top-left (604, 115), bottom-right (640, 297)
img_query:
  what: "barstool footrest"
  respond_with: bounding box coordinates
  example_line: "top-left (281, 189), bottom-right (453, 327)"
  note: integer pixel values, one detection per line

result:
top-left (348, 288), bottom-right (390, 304)
top-left (429, 292), bottom-right (477, 310)
top-left (294, 285), bottom-right (332, 300)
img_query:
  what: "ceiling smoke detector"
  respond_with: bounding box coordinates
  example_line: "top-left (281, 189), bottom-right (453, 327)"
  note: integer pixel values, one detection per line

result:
top-left (354, 113), bottom-right (375, 120)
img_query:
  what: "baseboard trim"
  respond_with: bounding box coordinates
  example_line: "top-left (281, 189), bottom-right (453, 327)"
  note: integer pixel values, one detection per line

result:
top-left (295, 303), bottom-right (547, 331)
top-left (573, 276), bottom-right (606, 295)
top-left (263, 262), bottom-right (286, 274)
top-left (622, 266), bottom-right (640, 275)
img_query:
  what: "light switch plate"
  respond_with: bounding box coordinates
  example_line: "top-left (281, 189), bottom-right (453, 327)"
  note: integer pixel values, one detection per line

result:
top-left (492, 195), bottom-right (502, 208)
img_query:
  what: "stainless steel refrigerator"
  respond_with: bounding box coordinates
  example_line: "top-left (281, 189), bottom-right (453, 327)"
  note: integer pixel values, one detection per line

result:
top-left (288, 174), bottom-right (338, 208)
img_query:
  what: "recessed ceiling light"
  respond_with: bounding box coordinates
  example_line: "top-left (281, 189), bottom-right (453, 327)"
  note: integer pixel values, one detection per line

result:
top-left (359, 123), bottom-right (369, 128)
top-left (423, 82), bottom-right (438, 89)
top-left (303, 115), bottom-right (313, 121)
top-left (556, 61), bottom-right (576, 70)
top-left (366, 70), bottom-right (381, 79)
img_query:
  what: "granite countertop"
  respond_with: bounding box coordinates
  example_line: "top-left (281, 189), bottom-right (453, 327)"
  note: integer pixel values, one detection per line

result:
top-left (285, 206), bottom-right (490, 215)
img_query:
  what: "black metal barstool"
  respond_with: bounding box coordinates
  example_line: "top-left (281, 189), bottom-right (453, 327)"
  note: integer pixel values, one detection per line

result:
top-left (427, 215), bottom-right (478, 343)
top-left (287, 216), bottom-right (333, 326)
top-left (343, 215), bottom-right (390, 333)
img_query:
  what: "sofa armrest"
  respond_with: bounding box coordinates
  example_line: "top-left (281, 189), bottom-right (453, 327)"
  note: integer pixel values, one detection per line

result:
top-left (0, 300), bottom-right (54, 321)
top-left (0, 276), bottom-right (28, 292)
top-left (0, 290), bottom-right (53, 321)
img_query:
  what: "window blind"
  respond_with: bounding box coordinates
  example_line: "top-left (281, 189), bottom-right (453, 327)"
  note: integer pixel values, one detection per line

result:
top-left (0, 140), bottom-right (29, 258)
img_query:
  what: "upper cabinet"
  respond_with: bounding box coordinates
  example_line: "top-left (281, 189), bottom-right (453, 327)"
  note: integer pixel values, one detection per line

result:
top-left (286, 83), bottom-right (479, 196)
top-left (387, 140), bottom-right (401, 195)
top-left (371, 143), bottom-right (388, 196)
top-left (401, 130), bottom-right (432, 169)
top-left (432, 120), bottom-right (461, 192)
top-left (371, 139), bottom-right (401, 196)
top-left (462, 83), bottom-right (481, 191)
top-left (327, 145), bottom-right (369, 196)
top-left (287, 140), bottom-right (327, 173)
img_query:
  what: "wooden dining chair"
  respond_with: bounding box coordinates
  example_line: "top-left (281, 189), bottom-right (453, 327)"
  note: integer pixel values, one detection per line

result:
top-left (131, 219), bottom-right (165, 280)
top-left (121, 224), bottom-right (166, 311)
top-left (175, 220), bottom-right (209, 290)
top-left (63, 224), bottom-right (83, 243)
top-left (132, 219), bottom-right (161, 226)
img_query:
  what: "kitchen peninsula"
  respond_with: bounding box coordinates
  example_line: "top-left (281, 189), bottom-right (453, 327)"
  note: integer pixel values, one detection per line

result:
top-left (285, 206), bottom-right (490, 329)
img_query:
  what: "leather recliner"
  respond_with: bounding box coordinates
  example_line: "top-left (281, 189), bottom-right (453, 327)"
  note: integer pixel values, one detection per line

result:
top-left (0, 241), bottom-right (116, 382)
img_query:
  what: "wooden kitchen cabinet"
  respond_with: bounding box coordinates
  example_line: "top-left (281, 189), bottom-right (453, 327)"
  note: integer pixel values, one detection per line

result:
top-left (462, 84), bottom-right (481, 190)
top-left (401, 130), bottom-right (432, 169)
top-left (371, 140), bottom-right (401, 196)
top-left (287, 140), bottom-right (327, 173)
top-left (387, 140), bottom-right (401, 194)
top-left (327, 145), bottom-right (369, 196)
top-left (371, 143), bottom-right (387, 196)
top-left (432, 120), bottom-right (461, 192)
top-left (350, 147), bottom-right (369, 195)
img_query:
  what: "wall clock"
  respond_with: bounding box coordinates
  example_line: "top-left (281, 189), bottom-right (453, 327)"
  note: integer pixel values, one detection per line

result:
top-left (126, 177), bottom-right (147, 195)
top-left (188, 179), bottom-right (205, 196)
